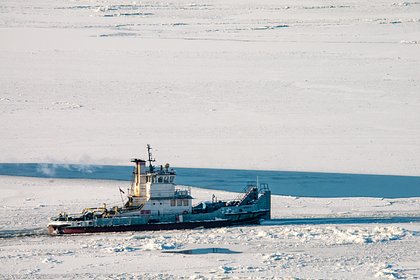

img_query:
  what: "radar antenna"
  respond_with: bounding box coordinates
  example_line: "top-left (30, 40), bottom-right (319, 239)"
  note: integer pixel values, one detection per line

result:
top-left (147, 144), bottom-right (155, 173)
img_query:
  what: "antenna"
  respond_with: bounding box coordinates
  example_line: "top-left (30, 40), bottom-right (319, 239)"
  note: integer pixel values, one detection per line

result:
top-left (147, 144), bottom-right (155, 172)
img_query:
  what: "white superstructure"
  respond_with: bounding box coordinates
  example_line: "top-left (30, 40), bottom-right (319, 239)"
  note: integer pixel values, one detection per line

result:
top-left (126, 145), bottom-right (192, 216)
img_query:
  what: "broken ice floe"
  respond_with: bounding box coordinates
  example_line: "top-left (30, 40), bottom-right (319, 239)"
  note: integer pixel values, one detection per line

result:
top-left (102, 12), bottom-right (153, 17)
top-left (400, 40), bottom-right (418, 44)
top-left (127, 235), bottom-right (182, 251)
top-left (50, 101), bottom-right (83, 110)
top-left (250, 226), bottom-right (409, 245)
top-left (253, 24), bottom-right (289, 30)
top-left (99, 32), bottom-right (139, 38)
top-left (302, 5), bottom-right (351, 9)
top-left (263, 252), bottom-right (295, 264)
top-left (119, 225), bottom-right (410, 251)
top-left (163, 248), bottom-right (240, 255)
top-left (143, 240), bottom-right (179, 251)
top-left (42, 256), bottom-right (62, 264)
top-left (106, 245), bottom-right (139, 253)
top-left (375, 263), bottom-right (404, 279)
top-left (219, 265), bottom-right (236, 274)
top-left (81, 239), bottom-right (104, 249)
top-left (392, 2), bottom-right (420, 6)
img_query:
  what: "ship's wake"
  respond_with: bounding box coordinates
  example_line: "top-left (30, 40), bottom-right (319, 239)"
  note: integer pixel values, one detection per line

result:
top-left (0, 227), bottom-right (48, 238)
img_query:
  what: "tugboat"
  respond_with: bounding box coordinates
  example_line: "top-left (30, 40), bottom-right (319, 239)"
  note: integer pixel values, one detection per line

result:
top-left (47, 145), bottom-right (271, 235)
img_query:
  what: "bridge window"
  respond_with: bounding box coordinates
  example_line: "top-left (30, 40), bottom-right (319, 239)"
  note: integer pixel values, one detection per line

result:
top-left (177, 199), bottom-right (182, 206)
top-left (164, 176), bottom-right (169, 183)
top-left (170, 200), bottom-right (175, 206)
top-left (158, 176), bottom-right (163, 183)
top-left (170, 176), bottom-right (174, 183)
top-left (152, 176), bottom-right (156, 183)
top-left (183, 199), bottom-right (189, 206)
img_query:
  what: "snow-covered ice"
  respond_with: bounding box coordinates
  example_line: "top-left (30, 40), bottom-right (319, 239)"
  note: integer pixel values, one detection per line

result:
top-left (0, 176), bottom-right (418, 279)
top-left (1, 0), bottom-right (419, 278)
top-left (1, 0), bottom-right (420, 175)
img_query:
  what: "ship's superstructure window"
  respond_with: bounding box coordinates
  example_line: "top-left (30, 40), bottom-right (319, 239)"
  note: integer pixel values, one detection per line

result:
top-left (170, 200), bottom-right (175, 206)
top-left (183, 199), bottom-right (189, 206)
top-left (164, 176), bottom-right (169, 183)
top-left (158, 177), bottom-right (163, 183)
top-left (177, 200), bottom-right (182, 206)
top-left (170, 176), bottom-right (174, 183)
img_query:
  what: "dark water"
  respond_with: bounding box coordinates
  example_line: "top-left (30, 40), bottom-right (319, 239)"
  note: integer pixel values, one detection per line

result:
top-left (163, 248), bottom-right (240, 254)
top-left (0, 163), bottom-right (419, 198)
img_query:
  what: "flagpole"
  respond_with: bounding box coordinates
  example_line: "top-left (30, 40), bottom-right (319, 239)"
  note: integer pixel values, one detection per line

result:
top-left (119, 187), bottom-right (125, 207)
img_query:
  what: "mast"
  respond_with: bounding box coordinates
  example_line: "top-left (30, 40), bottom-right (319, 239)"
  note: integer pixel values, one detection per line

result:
top-left (147, 144), bottom-right (155, 173)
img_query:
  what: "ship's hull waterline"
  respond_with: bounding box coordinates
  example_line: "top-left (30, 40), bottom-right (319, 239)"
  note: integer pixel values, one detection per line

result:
top-left (48, 212), bottom-right (268, 235)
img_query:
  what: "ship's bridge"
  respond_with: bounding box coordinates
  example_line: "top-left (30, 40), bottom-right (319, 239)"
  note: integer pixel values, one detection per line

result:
top-left (146, 169), bottom-right (176, 184)
top-left (129, 157), bottom-right (186, 205)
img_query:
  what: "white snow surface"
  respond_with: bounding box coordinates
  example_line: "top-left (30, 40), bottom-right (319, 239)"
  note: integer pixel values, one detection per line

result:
top-left (1, 0), bottom-right (420, 175)
top-left (0, 176), bottom-right (419, 279)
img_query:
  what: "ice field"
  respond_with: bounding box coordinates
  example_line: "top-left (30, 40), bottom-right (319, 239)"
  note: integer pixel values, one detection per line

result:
top-left (0, 176), bottom-right (418, 279)
top-left (1, 0), bottom-right (419, 278)
top-left (1, 0), bottom-right (420, 175)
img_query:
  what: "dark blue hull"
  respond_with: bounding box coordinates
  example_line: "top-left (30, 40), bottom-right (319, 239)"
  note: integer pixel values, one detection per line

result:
top-left (49, 212), bottom-right (268, 235)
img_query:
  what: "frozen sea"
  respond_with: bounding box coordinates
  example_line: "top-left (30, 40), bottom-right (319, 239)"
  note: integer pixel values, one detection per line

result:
top-left (1, 0), bottom-right (420, 176)
top-left (0, 175), bottom-right (418, 279)
top-left (1, 0), bottom-right (419, 278)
